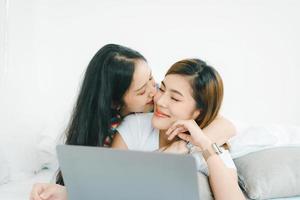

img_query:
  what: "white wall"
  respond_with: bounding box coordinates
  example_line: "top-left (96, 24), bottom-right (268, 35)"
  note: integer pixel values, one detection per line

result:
top-left (1, 0), bottom-right (300, 143)
top-left (0, 0), bottom-right (8, 87)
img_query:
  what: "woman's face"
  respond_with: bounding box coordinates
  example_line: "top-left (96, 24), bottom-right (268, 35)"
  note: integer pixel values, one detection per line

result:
top-left (152, 74), bottom-right (200, 130)
top-left (122, 59), bottom-right (157, 115)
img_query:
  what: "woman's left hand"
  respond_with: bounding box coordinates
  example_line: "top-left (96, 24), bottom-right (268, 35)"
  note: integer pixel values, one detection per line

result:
top-left (166, 119), bottom-right (212, 150)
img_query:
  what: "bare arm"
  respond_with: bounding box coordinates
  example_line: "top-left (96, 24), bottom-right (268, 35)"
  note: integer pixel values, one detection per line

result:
top-left (206, 154), bottom-right (245, 200)
top-left (167, 120), bottom-right (245, 200)
top-left (111, 132), bottom-right (129, 150)
top-left (113, 115), bottom-right (235, 150)
top-left (202, 116), bottom-right (236, 146)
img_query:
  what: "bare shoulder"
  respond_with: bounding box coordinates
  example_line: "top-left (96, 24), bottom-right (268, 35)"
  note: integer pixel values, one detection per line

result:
top-left (111, 132), bottom-right (128, 150)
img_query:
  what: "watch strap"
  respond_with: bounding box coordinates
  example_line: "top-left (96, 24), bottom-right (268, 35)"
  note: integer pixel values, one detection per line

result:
top-left (202, 143), bottom-right (222, 161)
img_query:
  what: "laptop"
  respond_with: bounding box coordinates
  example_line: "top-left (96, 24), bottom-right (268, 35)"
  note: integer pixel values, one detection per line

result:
top-left (56, 145), bottom-right (200, 200)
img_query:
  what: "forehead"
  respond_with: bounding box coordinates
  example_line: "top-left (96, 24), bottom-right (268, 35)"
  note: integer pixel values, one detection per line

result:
top-left (130, 59), bottom-right (151, 90)
top-left (163, 74), bottom-right (194, 97)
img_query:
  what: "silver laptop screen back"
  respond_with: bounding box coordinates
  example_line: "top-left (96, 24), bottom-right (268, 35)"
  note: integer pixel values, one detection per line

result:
top-left (57, 145), bottom-right (200, 200)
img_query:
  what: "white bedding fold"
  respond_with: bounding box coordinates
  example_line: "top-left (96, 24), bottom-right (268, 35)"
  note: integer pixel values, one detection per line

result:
top-left (230, 124), bottom-right (300, 158)
top-left (0, 169), bottom-right (56, 200)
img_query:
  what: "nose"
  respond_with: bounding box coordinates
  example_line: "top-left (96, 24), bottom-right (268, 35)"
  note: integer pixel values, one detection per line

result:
top-left (156, 90), bottom-right (168, 108)
top-left (148, 82), bottom-right (157, 97)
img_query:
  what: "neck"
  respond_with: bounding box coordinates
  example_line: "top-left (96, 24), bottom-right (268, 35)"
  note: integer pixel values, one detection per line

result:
top-left (120, 107), bottom-right (130, 117)
top-left (159, 129), bottom-right (174, 148)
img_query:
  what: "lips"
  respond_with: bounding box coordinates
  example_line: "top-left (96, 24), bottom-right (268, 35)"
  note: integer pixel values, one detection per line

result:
top-left (154, 108), bottom-right (170, 118)
top-left (147, 100), bottom-right (154, 105)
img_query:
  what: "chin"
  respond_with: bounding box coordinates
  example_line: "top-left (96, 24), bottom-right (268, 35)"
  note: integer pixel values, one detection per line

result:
top-left (151, 115), bottom-right (171, 130)
top-left (145, 104), bottom-right (154, 112)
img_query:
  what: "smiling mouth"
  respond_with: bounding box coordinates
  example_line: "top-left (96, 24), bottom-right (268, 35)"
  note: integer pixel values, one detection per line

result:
top-left (154, 108), bottom-right (170, 118)
top-left (146, 100), bottom-right (154, 105)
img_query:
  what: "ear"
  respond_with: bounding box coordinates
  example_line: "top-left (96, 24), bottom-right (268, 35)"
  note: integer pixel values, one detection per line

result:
top-left (191, 109), bottom-right (201, 120)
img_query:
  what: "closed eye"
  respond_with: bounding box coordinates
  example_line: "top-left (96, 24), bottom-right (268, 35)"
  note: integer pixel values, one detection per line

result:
top-left (138, 90), bottom-right (146, 95)
top-left (171, 97), bottom-right (180, 102)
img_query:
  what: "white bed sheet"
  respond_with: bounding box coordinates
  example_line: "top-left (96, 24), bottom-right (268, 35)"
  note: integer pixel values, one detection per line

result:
top-left (0, 169), bottom-right (56, 200)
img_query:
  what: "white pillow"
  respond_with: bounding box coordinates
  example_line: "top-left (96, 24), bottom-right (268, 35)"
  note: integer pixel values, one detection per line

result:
top-left (0, 146), bottom-right (10, 184)
top-left (234, 147), bottom-right (300, 199)
top-left (2, 132), bottom-right (41, 180)
top-left (36, 131), bottom-right (62, 171)
top-left (1, 130), bottom-right (62, 181)
top-left (35, 116), bottom-right (69, 171)
top-left (0, 112), bottom-right (51, 180)
top-left (230, 124), bottom-right (300, 158)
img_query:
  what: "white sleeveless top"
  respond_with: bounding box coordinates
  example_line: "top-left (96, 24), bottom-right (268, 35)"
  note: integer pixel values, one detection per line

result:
top-left (117, 113), bottom-right (236, 175)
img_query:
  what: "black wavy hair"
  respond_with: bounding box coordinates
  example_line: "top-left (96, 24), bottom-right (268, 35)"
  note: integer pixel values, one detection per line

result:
top-left (56, 44), bottom-right (146, 185)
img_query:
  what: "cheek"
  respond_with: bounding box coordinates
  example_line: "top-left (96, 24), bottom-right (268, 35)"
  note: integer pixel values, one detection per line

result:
top-left (168, 106), bottom-right (181, 120)
top-left (127, 95), bottom-right (150, 111)
top-left (123, 93), bottom-right (131, 107)
top-left (169, 103), bottom-right (195, 120)
top-left (123, 94), bottom-right (137, 108)
top-left (130, 97), bottom-right (142, 107)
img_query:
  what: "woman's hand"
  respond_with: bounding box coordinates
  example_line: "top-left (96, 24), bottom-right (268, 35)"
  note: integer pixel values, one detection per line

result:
top-left (160, 140), bottom-right (189, 154)
top-left (30, 183), bottom-right (67, 200)
top-left (166, 119), bottom-right (212, 150)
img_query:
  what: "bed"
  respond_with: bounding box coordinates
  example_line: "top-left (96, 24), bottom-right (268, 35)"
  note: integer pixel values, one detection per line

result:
top-left (0, 168), bottom-right (299, 200)
top-left (0, 169), bottom-right (299, 200)
top-left (0, 169), bottom-right (56, 200)
top-left (0, 123), bottom-right (300, 200)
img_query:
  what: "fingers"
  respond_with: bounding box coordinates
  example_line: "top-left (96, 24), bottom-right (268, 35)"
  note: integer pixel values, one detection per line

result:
top-left (177, 133), bottom-right (192, 142)
top-left (165, 123), bottom-right (180, 136)
top-left (29, 183), bottom-right (59, 200)
top-left (166, 120), bottom-right (187, 140)
top-left (166, 120), bottom-right (205, 146)
top-left (39, 186), bottom-right (55, 200)
top-left (167, 126), bottom-right (187, 140)
top-left (30, 183), bottom-right (45, 200)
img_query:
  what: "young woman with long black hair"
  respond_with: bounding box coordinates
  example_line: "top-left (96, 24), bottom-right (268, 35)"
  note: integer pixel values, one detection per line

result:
top-left (30, 45), bottom-right (236, 200)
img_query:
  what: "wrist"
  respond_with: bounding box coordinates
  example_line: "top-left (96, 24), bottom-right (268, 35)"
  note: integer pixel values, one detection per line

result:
top-left (197, 137), bottom-right (213, 151)
top-left (202, 143), bottom-right (223, 161)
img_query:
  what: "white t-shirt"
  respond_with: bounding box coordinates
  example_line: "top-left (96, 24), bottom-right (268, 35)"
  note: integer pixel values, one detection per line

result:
top-left (117, 113), bottom-right (236, 175)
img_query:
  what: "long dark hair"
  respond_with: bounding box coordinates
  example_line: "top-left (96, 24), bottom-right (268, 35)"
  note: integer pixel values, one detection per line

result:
top-left (166, 59), bottom-right (223, 129)
top-left (56, 44), bottom-right (146, 185)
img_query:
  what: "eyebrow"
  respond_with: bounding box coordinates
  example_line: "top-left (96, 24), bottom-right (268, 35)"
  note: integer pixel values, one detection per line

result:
top-left (134, 71), bottom-right (152, 92)
top-left (161, 81), bottom-right (184, 97)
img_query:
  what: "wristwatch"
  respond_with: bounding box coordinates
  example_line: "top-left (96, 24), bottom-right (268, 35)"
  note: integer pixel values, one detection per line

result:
top-left (202, 143), bottom-right (223, 161)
